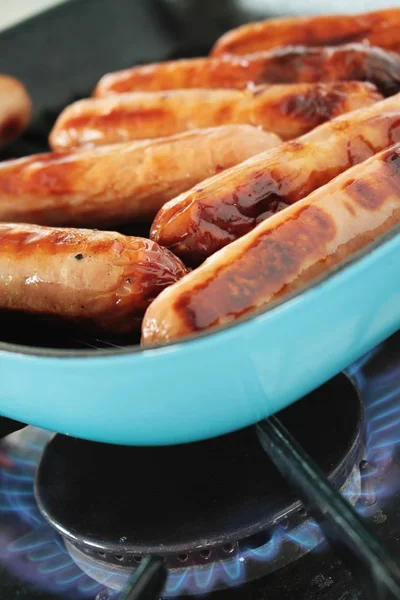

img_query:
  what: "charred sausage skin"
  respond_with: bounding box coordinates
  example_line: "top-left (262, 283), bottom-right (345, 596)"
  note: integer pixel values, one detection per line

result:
top-left (142, 143), bottom-right (400, 344)
top-left (151, 93), bottom-right (400, 265)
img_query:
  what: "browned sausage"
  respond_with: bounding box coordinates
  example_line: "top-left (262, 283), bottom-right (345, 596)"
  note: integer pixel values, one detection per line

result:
top-left (211, 8), bottom-right (400, 56)
top-left (94, 44), bottom-right (400, 99)
top-left (142, 143), bottom-right (400, 345)
top-left (0, 125), bottom-right (280, 227)
top-left (151, 92), bottom-right (400, 265)
top-left (49, 82), bottom-right (382, 151)
top-left (0, 224), bottom-right (187, 335)
top-left (0, 75), bottom-right (31, 147)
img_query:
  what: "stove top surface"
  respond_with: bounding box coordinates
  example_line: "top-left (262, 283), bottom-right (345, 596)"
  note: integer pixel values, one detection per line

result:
top-left (0, 331), bottom-right (398, 600)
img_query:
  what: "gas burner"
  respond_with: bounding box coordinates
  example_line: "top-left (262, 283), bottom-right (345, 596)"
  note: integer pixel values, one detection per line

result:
top-left (34, 374), bottom-right (364, 595)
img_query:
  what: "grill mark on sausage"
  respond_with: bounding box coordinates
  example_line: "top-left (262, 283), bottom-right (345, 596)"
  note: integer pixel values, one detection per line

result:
top-left (344, 145), bottom-right (400, 209)
top-left (343, 202), bottom-right (356, 216)
top-left (344, 178), bottom-right (385, 210)
top-left (278, 83), bottom-right (351, 124)
top-left (215, 104), bottom-right (235, 123)
top-left (174, 204), bottom-right (336, 330)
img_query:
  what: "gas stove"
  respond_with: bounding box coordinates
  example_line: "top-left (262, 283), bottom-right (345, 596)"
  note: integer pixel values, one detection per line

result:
top-left (0, 331), bottom-right (398, 600)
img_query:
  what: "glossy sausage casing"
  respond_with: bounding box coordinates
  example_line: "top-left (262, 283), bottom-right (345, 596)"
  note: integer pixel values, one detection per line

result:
top-left (94, 43), bottom-right (400, 99)
top-left (151, 92), bottom-right (400, 265)
top-left (50, 82), bottom-right (382, 150)
top-left (0, 224), bottom-right (187, 335)
top-left (211, 8), bottom-right (400, 56)
top-left (0, 75), bottom-right (31, 147)
top-left (0, 125), bottom-right (280, 227)
top-left (142, 143), bottom-right (400, 344)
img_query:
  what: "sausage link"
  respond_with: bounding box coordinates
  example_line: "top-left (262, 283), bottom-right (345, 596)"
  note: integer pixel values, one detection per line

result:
top-left (50, 82), bottom-right (382, 150)
top-left (0, 125), bottom-right (280, 227)
top-left (151, 92), bottom-right (400, 265)
top-left (211, 8), bottom-right (400, 56)
top-left (94, 43), bottom-right (400, 99)
top-left (0, 224), bottom-right (187, 335)
top-left (142, 143), bottom-right (400, 344)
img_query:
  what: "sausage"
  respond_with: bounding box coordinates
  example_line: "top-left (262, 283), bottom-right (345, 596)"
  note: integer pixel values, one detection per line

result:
top-left (211, 8), bottom-right (400, 56)
top-left (0, 75), bottom-right (31, 147)
top-left (94, 43), bottom-right (400, 99)
top-left (142, 143), bottom-right (400, 345)
top-left (151, 92), bottom-right (400, 265)
top-left (49, 82), bottom-right (382, 151)
top-left (0, 125), bottom-right (280, 227)
top-left (0, 224), bottom-right (187, 335)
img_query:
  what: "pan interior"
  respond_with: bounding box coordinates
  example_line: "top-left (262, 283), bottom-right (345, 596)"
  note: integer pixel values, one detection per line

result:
top-left (1, 68), bottom-right (400, 357)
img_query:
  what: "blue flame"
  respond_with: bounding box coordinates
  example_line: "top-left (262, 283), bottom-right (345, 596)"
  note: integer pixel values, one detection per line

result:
top-left (0, 430), bottom-right (108, 599)
top-left (348, 349), bottom-right (400, 500)
top-left (0, 342), bottom-right (398, 598)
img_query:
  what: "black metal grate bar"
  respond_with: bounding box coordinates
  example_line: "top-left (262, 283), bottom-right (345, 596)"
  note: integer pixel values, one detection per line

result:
top-left (257, 416), bottom-right (400, 600)
top-left (119, 556), bottom-right (167, 600)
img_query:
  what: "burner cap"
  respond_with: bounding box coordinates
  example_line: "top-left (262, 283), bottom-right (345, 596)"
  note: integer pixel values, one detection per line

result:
top-left (35, 373), bottom-right (363, 574)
